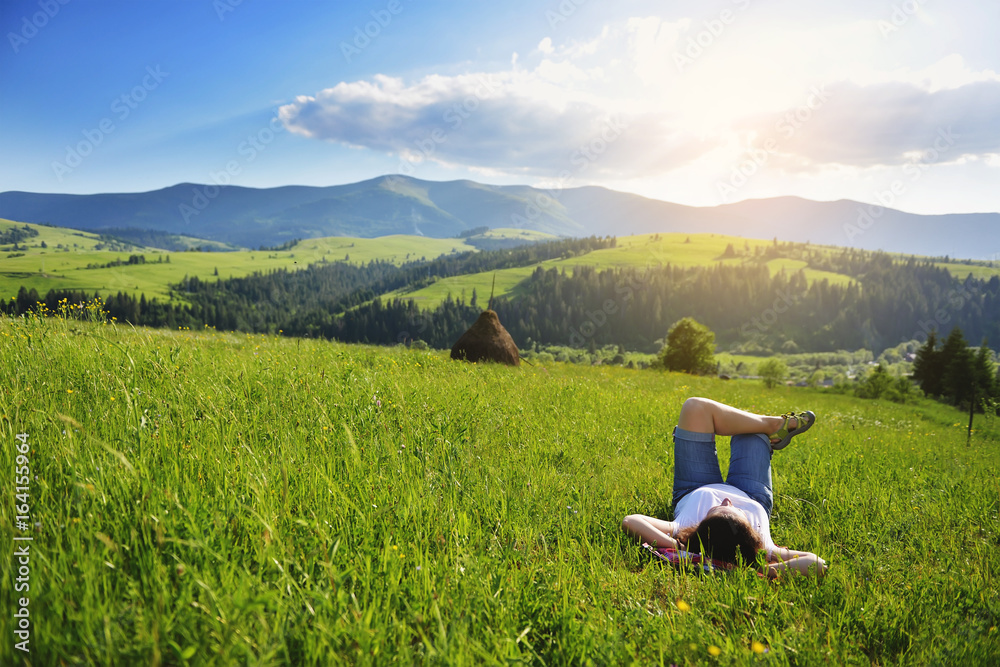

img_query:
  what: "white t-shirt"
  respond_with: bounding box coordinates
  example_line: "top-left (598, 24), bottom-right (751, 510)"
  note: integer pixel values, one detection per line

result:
top-left (673, 483), bottom-right (776, 557)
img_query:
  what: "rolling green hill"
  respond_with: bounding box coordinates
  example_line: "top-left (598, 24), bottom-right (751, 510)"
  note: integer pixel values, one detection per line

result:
top-left (2, 315), bottom-right (997, 663)
top-left (386, 232), bottom-right (995, 310)
top-left (4, 218), bottom-right (999, 310)
top-left (0, 219), bottom-right (474, 301)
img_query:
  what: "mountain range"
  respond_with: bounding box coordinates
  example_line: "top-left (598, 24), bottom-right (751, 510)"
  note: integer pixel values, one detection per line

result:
top-left (1, 175), bottom-right (997, 259)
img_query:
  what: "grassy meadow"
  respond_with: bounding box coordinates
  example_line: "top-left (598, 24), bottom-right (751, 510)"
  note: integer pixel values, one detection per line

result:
top-left (0, 219), bottom-right (470, 303)
top-left (1, 312), bottom-right (998, 665)
top-left (385, 234), bottom-right (904, 310)
top-left (381, 233), bottom-right (858, 310)
top-left (7, 218), bottom-right (1000, 313)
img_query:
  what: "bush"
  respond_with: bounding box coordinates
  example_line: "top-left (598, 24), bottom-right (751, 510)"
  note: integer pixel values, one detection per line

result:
top-left (658, 317), bottom-right (716, 374)
top-left (855, 364), bottom-right (922, 403)
top-left (886, 376), bottom-right (922, 404)
top-left (855, 364), bottom-right (893, 399)
top-left (758, 358), bottom-right (788, 389)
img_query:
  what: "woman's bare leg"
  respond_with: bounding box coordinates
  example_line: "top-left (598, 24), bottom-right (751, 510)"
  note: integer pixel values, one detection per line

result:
top-left (677, 397), bottom-right (787, 437)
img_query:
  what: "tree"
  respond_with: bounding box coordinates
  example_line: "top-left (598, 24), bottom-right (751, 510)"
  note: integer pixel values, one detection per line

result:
top-left (911, 331), bottom-right (944, 397)
top-left (780, 339), bottom-right (800, 353)
top-left (972, 342), bottom-right (998, 410)
top-left (758, 358), bottom-right (788, 388)
top-left (941, 327), bottom-right (974, 406)
top-left (889, 376), bottom-right (920, 404)
top-left (658, 317), bottom-right (715, 374)
top-left (855, 363), bottom-right (893, 399)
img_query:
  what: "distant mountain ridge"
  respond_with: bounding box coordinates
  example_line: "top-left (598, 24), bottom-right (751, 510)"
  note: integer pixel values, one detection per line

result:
top-left (1, 175), bottom-right (997, 259)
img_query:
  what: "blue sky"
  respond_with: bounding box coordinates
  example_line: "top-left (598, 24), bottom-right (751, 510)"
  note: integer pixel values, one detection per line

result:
top-left (2, 0), bottom-right (998, 214)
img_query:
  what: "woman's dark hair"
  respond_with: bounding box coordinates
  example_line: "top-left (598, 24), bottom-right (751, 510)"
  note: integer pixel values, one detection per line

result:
top-left (676, 515), bottom-right (764, 568)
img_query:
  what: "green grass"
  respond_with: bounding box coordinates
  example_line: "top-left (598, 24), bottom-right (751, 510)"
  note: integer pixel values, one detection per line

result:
top-left (931, 261), bottom-right (1000, 281)
top-left (0, 218), bottom-right (232, 252)
top-left (391, 234), bottom-right (859, 309)
top-left (292, 235), bottom-right (471, 266)
top-left (5, 217), bottom-right (1000, 313)
top-left (764, 258), bottom-right (854, 287)
top-left (388, 267), bottom-right (537, 308)
top-left (0, 220), bottom-right (473, 302)
top-left (393, 233), bottom-right (997, 311)
top-left (1, 314), bottom-right (998, 665)
top-left (715, 352), bottom-right (773, 371)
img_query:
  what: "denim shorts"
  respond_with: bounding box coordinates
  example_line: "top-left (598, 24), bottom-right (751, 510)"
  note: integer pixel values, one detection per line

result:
top-left (671, 426), bottom-right (774, 516)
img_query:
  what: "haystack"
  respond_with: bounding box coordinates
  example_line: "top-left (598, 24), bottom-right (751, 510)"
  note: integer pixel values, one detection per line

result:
top-left (450, 310), bottom-right (520, 366)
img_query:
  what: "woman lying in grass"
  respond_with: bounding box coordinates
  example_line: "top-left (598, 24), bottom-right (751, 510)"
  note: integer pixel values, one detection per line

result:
top-left (622, 397), bottom-right (827, 578)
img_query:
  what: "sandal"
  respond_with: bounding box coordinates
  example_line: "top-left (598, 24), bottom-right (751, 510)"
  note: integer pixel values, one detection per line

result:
top-left (769, 411), bottom-right (815, 451)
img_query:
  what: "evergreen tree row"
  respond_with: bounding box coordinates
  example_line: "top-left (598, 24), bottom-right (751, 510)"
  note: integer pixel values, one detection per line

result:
top-left (485, 259), bottom-right (1000, 354)
top-left (4, 243), bottom-right (999, 359)
top-left (911, 328), bottom-right (999, 411)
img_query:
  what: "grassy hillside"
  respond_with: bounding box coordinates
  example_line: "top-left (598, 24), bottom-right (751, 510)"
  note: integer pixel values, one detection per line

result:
top-left (0, 218), bottom-right (233, 253)
top-left (387, 234), bottom-right (860, 309)
top-left (389, 233), bottom-right (1000, 310)
top-left (1, 314), bottom-right (997, 664)
top-left (926, 260), bottom-right (1000, 281)
top-left (0, 219), bottom-right (471, 302)
top-left (4, 218), bottom-right (999, 311)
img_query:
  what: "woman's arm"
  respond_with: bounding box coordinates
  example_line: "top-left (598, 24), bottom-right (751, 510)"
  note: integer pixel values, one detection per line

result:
top-left (769, 546), bottom-right (821, 561)
top-left (766, 551), bottom-right (827, 578)
top-left (621, 514), bottom-right (681, 549)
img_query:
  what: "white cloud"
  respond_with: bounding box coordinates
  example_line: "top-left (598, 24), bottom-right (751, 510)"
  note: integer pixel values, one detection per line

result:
top-left (733, 79), bottom-right (1000, 168)
top-left (278, 64), bottom-right (716, 179)
top-left (535, 58), bottom-right (589, 84)
top-left (278, 14), bottom-right (1000, 197)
